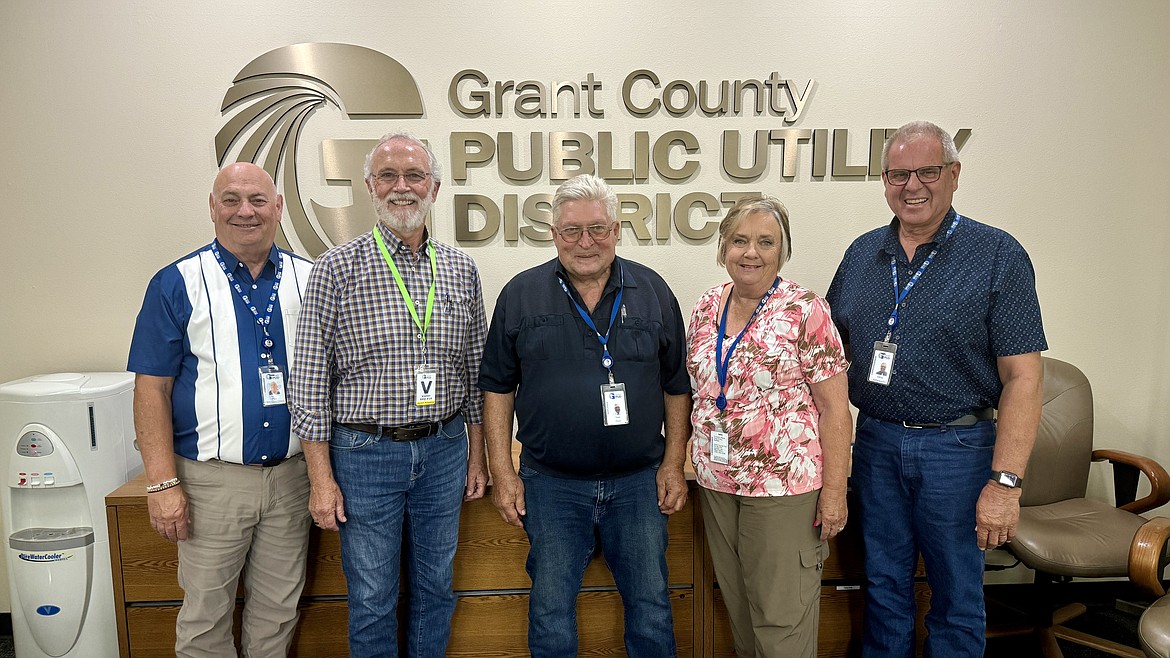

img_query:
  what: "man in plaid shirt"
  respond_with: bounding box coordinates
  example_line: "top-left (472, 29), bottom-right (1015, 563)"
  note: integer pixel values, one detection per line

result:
top-left (289, 132), bottom-right (487, 658)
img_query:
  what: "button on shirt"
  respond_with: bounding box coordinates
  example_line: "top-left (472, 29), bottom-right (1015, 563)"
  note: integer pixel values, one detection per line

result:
top-left (478, 256), bottom-right (690, 479)
top-left (128, 244), bottom-right (313, 465)
top-left (825, 210), bottom-right (1047, 423)
top-left (289, 225), bottom-right (487, 442)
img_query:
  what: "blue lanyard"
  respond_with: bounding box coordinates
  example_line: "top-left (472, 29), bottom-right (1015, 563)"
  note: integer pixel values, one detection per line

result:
top-left (559, 264), bottom-right (624, 382)
top-left (211, 240), bottom-right (282, 364)
top-left (885, 214), bottom-right (960, 341)
top-left (714, 277), bottom-right (779, 411)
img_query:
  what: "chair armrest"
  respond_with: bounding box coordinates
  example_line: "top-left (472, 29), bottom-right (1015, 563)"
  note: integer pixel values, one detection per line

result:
top-left (1092, 449), bottom-right (1170, 514)
top-left (1130, 516), bottom-right (1170, 598)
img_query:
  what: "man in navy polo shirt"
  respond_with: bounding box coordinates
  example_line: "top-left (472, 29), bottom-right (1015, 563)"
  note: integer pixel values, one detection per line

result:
top-left (826, 121), bottom-right (1046, 658)
top-left (128, 162), bottom-right (314, 657)
top-left (479, 174), bottom-right (691, 658)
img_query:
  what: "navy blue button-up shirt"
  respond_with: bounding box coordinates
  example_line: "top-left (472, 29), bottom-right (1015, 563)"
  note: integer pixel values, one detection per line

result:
top-left (478, 256), bottom-right (690, 478)
top-left (825, 209), bottom-right (1047, 423)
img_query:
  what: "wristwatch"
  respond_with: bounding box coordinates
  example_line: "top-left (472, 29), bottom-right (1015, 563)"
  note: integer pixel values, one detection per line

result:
top-left (990, 470), bottom-right (1023, 489)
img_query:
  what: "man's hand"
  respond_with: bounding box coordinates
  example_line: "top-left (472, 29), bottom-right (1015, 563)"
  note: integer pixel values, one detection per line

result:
top-left (975, 481), bottom-right (1022, 550)
top-left (465, 455), bottom-right (488, 501)
top-left (656, 465), bottom-right (688, 515)
top-left (309, 478), bottom-right (347, 531)
top-left (148, 486), bottom-right (189, 543)
top-left (491, 470), bottom-right (526, 527)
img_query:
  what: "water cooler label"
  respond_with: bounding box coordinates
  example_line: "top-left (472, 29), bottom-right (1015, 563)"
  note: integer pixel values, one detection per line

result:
top-left (35, 605), bottom-right (61, 616)
top-left (17, 552), bottom-right (72, 563)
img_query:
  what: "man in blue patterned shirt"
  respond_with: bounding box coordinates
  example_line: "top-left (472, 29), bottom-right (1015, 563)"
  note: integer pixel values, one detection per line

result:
top-left (289, 133), bottom-right (487, 658)
top-left (826, 121), bottom-right (1046, 658)
top-left (129, 162), bottom-right (314, 657)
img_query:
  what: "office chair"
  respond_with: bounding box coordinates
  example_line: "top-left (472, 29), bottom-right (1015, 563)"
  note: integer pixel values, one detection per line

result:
top-left (996, 357), bottom-right (1170, 658)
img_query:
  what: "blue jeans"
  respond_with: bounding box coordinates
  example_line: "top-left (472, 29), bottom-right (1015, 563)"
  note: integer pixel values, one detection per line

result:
top-left (520, 464), bottom-right (676, 658)
top-left (851, 414), bottom-right (996, 658)
top-left (330, 415), bottom-right (468, 658)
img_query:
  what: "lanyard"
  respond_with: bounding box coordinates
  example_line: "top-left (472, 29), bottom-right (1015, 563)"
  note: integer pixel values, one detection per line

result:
top-left (885, 214), bottom-right (960, 341)
top-left (211, 240), bottom-right (282, 365)
top-left (559, 264), bottom-right (625, 383)
top-left (373, 226), bottom-right (437, 344)
top-left (714, 277), bottom-right (779, 411)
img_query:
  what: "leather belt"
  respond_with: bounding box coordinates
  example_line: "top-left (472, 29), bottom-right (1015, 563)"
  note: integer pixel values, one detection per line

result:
top-left (900, 408), bottom-right (994, 429)
top-left (340, 413), bottom-right (459, 442)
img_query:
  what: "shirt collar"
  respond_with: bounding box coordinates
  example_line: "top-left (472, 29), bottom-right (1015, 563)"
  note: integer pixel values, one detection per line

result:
top-left (214, 242), bottom-right (280, 278)
top-left (553, 255), bottom-right (639, 295)
top-left (881, 207), bottom-right (958, 257)
top-left (375, 222), bottom-right (431, 256)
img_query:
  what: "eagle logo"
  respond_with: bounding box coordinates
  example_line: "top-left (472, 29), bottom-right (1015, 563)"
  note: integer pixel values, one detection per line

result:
top-left (215, 43), bottom-right (423, 258)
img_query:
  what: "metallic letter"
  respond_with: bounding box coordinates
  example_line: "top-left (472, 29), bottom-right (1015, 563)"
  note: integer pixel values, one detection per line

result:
top-left (450, 132), bottom-right (496, 182)
top-left (549, 132), bottom-right (596, 181)
top-left (831, 129), bottom-right (868, 177)
top-left (622, 70), bottom-right (660, 117)
top-left (616, 194), bottom-right (653, 241)
top-left (674, 192), bottom-right (721, 240)
top-left (449, 69), bottom-right (490, 117)
top-left (454, 195), bottom-right (500, 242)
top-left (498, 132), bottom-right (543, 182)
top-left (653, 131), bottom-right (700, 181)
top-left (722, 130), bottom-right (768, 180)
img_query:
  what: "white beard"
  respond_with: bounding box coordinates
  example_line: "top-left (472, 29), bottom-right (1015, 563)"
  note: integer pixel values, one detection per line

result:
top-left (374, 192), bottom-right (432, 233)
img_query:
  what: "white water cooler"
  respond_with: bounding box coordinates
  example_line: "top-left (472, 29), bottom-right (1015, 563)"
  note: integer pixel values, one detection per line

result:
top-left (0, 372), bottom-right (140, 658)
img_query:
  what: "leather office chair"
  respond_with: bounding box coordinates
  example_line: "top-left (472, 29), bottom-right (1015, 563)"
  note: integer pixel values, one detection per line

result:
top-left (997, 357), bottom-right (1170, 658)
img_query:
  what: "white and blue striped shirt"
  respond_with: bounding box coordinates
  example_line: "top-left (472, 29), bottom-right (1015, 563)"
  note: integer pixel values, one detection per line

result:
top-left (129, 243), bottom-right (313, 465)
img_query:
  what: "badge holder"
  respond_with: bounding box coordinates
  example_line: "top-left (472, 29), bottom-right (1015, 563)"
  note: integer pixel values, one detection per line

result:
top-left (601, 382), bottom-right (629, 426)
top-left (710, 428), bottom-right (729, 464)
top-left (415, 365), bottom-right (438, 406)
top-left (259, 365), bottom-right (287, 406)
top-left (868, 341), bottom-right (897, 386)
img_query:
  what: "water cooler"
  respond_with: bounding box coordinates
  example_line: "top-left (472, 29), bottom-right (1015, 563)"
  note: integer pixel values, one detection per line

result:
top-left (0, 372), bottom-right (140, 658)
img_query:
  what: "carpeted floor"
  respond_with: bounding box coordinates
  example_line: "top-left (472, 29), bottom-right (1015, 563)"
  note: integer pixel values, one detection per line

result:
top-left (986, 601), bottom-right (1144, 657)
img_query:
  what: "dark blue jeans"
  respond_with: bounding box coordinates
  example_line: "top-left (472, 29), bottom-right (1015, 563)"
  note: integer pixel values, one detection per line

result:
top-left (330, 416), bottom-right (468, 658)
top-left (520, 464), bottom-right (676, 658)
top-left (852, 414), bottom-right (996, 658)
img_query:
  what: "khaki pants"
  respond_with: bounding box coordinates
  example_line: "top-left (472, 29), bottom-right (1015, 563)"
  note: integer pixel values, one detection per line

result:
top-left (174, 454), bottom-right (311, 658)
top-left (700, 488), bottom-right (826, 658)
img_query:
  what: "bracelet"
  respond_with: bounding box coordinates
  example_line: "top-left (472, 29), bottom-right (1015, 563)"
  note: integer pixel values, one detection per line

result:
top-left (145, 477), bottom-right (181, 494)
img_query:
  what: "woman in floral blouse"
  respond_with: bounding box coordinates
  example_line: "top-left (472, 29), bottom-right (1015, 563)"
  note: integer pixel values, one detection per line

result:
top-left (687, 196), bottom-right (852, 658)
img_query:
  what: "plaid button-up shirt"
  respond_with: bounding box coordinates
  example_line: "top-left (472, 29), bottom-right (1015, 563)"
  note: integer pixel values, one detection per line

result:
top-left (289, 224), bottom-right (487, 442)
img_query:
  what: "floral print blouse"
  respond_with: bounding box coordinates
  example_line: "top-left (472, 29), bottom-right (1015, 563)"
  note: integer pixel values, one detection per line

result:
top-left (687, 279), bottom-right (848, 497)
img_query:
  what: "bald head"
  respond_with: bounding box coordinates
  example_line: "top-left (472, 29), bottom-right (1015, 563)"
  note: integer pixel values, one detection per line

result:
top-left (209, 162), bottom-right (284, 272)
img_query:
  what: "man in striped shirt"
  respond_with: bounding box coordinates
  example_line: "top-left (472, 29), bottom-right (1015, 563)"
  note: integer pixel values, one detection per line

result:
top-left (289, 133), bottom-right (488, 658)
top-left (128, 162), bottom-right (314, 656)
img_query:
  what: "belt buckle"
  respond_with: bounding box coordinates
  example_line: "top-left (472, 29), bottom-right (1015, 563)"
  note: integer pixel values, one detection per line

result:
top-left (392, 421), bottom-right (437, 442)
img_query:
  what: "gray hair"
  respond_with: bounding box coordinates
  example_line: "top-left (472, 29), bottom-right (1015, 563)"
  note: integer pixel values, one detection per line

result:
top-left (881, 121), bottom-right (960, 170)
top-left (551, 174), bottom-right (617, 226)
top-left (362, 132), bottom-right (444, 185)
top-left (716, 196), bottom-right (793, 268)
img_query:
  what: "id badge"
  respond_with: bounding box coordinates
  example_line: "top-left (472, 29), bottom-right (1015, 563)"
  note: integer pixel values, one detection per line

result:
top-left (710, 430), bottom-right (730, 465)
top-left (259, 365), bottom-right (287, 407)
top-left (601, 383), bottom-right (629, 426)
top-left (868, 341), bottom-right (897, 386)
top-left (415, 365), bottom-right (438, 406)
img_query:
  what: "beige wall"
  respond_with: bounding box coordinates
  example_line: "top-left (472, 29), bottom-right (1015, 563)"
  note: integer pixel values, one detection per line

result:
top-left (2, 0), bottom-right (1168, 611)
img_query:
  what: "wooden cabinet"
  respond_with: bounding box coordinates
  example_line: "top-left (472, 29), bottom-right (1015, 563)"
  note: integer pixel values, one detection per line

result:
top-left (107, 472), bottom-right (882, 657)
top-left (105, 474), bottom-right (703, 657)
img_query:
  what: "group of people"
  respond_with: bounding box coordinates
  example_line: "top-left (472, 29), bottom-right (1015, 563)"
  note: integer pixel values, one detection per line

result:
top-left (128, 121), bottom-right (1046, 658)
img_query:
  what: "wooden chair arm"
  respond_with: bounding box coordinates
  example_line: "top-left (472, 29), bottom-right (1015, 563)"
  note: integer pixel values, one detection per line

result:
top-left (1130, 516), bottom-right (1170, 598)
top-left (1092, 449), bottom-right (1170, 514)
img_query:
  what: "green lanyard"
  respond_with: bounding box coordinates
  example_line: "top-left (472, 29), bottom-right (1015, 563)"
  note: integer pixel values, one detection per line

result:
top-left (373, 226), bottom-right (437, 343)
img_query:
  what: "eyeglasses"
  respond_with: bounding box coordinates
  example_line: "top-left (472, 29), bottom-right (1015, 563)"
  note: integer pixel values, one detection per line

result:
top-left (884, 165), bottom-right (951, 186)
top-left (373, 171), bottom-right (431, 185)
top-left (554, 224), bottom-right (614, 243)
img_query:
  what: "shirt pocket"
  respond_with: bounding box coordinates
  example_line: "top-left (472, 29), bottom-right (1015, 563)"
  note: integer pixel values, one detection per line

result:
top-left (516, 314), bottom-right (569, 361)
top-left (610, 321), bottom-right (657, 364)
